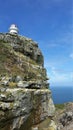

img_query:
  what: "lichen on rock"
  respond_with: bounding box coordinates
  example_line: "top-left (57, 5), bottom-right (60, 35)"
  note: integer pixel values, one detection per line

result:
top-left (0, 33), bottom-right (57, 130)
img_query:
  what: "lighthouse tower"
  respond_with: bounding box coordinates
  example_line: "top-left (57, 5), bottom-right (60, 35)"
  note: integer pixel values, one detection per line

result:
top-left (9, 24), bottom-right (19, 34)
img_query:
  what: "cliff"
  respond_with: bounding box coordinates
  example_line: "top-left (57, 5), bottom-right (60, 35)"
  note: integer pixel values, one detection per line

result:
top-left (0, 33), bottom-right (57, 130)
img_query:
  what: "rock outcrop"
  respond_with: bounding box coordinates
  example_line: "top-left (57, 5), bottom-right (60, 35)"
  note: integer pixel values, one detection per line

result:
top-left (54, 102), bottom-right (73, 130)
top-left (0, 33), bottom-right (57, 130)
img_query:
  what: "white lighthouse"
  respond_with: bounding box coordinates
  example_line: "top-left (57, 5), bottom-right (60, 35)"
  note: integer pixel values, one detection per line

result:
top-left (9, 24), bottom-right (19, 34)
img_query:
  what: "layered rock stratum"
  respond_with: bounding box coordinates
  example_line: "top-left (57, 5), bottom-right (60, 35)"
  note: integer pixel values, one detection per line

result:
top-left (0, 33), bottom-right (57, 130)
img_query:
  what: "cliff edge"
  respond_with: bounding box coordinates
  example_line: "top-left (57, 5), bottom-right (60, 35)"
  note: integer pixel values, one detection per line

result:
top-left (0, 33), bottom-right (57, 130)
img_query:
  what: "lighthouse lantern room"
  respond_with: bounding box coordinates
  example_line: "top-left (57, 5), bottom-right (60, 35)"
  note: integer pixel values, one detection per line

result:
top-left (9, 24), bottom-right (19, 34)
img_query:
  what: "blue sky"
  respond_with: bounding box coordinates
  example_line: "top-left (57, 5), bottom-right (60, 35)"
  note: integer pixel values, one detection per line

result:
top-left (0, 0), bottom-right (73, 87)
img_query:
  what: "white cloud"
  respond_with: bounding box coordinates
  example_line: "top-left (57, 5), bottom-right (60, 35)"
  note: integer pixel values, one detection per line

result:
top-left (40, 30), bottom-right (73, 50)
top-left (48, 31), bottom-right (73, 48)
top-left (70, 72), bottom-right (73, 79)
top-left (51, 67), bottom-right (68, 81)
top-left (48, 42), bottom-right (59, 48)
top-left (70, 53), bottom-right (73, 59)
top-left (47, 67), bottom-right (73, 86)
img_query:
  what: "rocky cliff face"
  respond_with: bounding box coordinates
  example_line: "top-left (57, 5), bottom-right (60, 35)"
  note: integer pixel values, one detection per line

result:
top-left (0, 33), bottom-right (57, 130)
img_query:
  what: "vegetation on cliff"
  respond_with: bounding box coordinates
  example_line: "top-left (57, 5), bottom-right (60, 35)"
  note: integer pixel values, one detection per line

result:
top-left (0, 33), bottom-right (57, 130)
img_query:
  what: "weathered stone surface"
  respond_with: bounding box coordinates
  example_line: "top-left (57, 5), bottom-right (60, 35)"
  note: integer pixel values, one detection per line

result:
top-left (0, 33), bottom-right (44, 66)
top-left (32, 119), bottom-right (57, 130)
top-left (0, 33), bottom-right (57, 130)
top-left (0, 88), bottom-right (55, 130)
top-left (54, 102), bottom-right (73, 130)
top-left (60, 111), bottom-right (73, 127)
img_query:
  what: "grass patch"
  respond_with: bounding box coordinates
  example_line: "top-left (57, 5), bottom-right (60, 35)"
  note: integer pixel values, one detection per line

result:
top-left (55, 104), bottom-right (65, 110)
